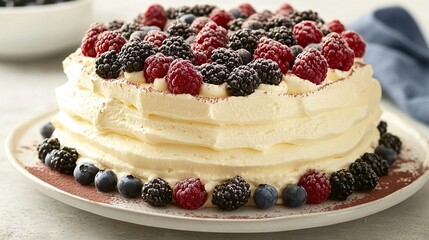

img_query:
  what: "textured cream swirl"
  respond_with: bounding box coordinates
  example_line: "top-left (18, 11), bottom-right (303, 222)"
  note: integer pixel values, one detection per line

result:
top-left (52, 50), bottom-right (382, 205)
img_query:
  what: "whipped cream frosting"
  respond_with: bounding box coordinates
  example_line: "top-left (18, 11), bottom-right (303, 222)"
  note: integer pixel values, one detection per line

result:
top-left (52, 50), bottom-right (382, 205)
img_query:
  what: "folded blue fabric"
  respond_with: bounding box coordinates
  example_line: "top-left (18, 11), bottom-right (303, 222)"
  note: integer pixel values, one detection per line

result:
top-left (347, 6), bottom-right (429, 124)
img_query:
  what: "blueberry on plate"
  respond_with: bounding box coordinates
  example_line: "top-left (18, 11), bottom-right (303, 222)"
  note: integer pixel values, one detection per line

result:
top-left (117, 175), bottom-right (143, 198)
top-left (253, 184), bottom-right (278, 209)
top-left (282, 184), bottom-right (307, 208)
top-left (375, 145), bottom-right (398, 166)
top-left (40, 122), bottom-right (55, 139)
top-left (74, 163), bottom-right (100, 185)
top-left (44, 149), bottom-right (58, 168)
top-left (95, 170), bottom-right (117, 192)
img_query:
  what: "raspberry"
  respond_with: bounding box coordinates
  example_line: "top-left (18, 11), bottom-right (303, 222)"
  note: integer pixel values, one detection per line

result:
top-left (359, 153), bottom-right (389, 177)
top-left (166, 59), bottom-right (203, 95)
top-left (118, 41), bottom-right (157, 73)
top-left (379, 133), bottom-right (402, 154)
top-left (377, 121), bottom-right (388, 136)
top-left (329, 169), bottom-right (355, 201)
top-left (118, 22), bottom-right (142, 40)
top-left (226, 65), bottom-right (261, 96)
top-left (140, 4), bottom-right (167, 30)
top-left (143, 53), bottom-right (174, 83)
top-left (193, 51), bottom-right (210, 66)
top-left (191, 4), bottom-right (215, 17)
top-left (227, 29), bottom-right (259, 54)
top-left (107, 20), bottom-right (124, 31)
top-left (349, 161), bottom-right (379, 191)
top-left (293, 21), bottom-right (323, 47)
top-left (173, 178), bottom-right (208, 209)
top-left (142, 30), bottom-right (167, 47)
top-left (211, 48), bottom-right (243, 71)
top-left (267, 26), bottom-right (297, 47)
top-left (238, 3), bottom-right (256, 16)
top-left (141, 178), bottom-right (172, 207)
top-left (190, 17), bottom-right (212, 32)
top-left (265, 16), bottom-right (294, 31)
top-left (95, 31), bottom-right (127, 57)
top-left (81, 23), bottom-right (108, 57)
top-left (298, 169), bottom-right (331, 204)
top-left (159, 36), bottom-right (194, 61)
top-left (324, 19), bottom-right (345, 34)
top-left (291, 10), bottom-right (324, 25)
top-left (253, 37), bottom-right (293, 74)
top-left (322, 32), bottom-right (355, 71)
top-left (228, 18), bottom-right (245, 31)
top-left (95, 50), bottom-right (122, 79)
top-left (209, 9), bottom-right (234, 29)
top-left (292, 48), bottom-right (328, 85)
top-left (51, 147), bottom-right (79, 175)
top-left (192, 22), bottom-right (228, 59)
top-left (36, 138), bottom-right (60, 161)
top-left (166, 21), bottom-right (195, 39)
top-left (341, 30), bottom-right (366, 58)
top-left (249, 58), bottom-right (282, 85)
top-left (212, 176), bottom-right (251, 211)
top-left (197, 63), bottom-right (229, 85)
top-left (276, 3), bottom-right (295, 15)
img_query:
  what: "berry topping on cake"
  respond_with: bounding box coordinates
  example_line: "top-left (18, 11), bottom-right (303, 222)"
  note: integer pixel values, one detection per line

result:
top-left (227, 18), bottom-right (245, 31)
top-left (95, 170), bottom-right (118, 192)
top-left (253, 37), bottom-right (293, 74)
top-left (166, 59), bottom-right (203, 95)
top-left (191, 4), bottom-right (215, 17)
top-left (238, 3), bottom-right (257, 16)
top-left (160, 36), bottom-right (194, 61)
top-left (249, 58), bottom-right (282, 85)
top-left (166, 21), bottom-right (196, 39)
top-left (289, 45), bottom-right (304, 69)
top-left (73, 163), bottom-right (99, 186)
top-left (197, 63), bottom-right (229, 85)
top-left (192, 21), bottom-right (228, 59)
top-left (341, 30), bottom-right (366, 58)
top-left (375, 145), bottom-right (398, 166)
top-left (51, 147), bottom-right (79, 175)
top-left (107, 20), bottom-right (124, 31)
top-left (173, 178), bottom-right (208, 209)
top-left (143, 53), bottom-right (173, 83)
top-left (322, 32), bottom-right (355, 71)
top-left (293, 20), bottom-right (323, 48)
top-left (40, 122), bottom-right (55, 139)
top-left (118, 175), bottom-right (144, 198)
top-left (236, 48), bottom-right (252, 65)
top-left (359, 153), bottom-right (389, 177)
top-left (139, 4), bottom-right (168, 30)
top-left (190, 17), bottom-right (212, 32)
top-left (349, 161), bottom-right (379, 191)
top-left (37, 138), bottom-right (60, 161)
top-left (253, 184), bottom-right (278, 209)
top-left (95, 31), bottom-right (127, 56)
top-left (95, 50), bottom-right (121, 79)
top-left (267, 26), bottom-right (297, 47)
top-left (298, 169), bottom-right (331, 204)
top-left (118, 41), bottom-right (157, 73)
top-left (227, 29), bottom-right (259, 54)
top-left (81, 23), bottom-right (109, 57)
top-left (212, 176), bottom-right (251, 211)
top-left (329, 169), bottom-right (355, 201)
top-left (211, 48), bottom-right (243, 71)
top-left (324, 19), bottom-right (345, 34)
top-left (379, 133), bottom-right (402, 154)
top-left (282, 184), bottom-right (307, 208)
top-left (377, 121), bottom-right (388, 136)
top-left (209, 9), bottom-right (234, 29)
top-left (290, 10), bottom-right (324, 25)
top-left (141, 178), bottom-right (172, 207)
top-left (292, 48), bottom-right (328, 85)
top-left (226, 65), bottom-right (261, 96)
top-left (143, 30), bottom-right (167, 47)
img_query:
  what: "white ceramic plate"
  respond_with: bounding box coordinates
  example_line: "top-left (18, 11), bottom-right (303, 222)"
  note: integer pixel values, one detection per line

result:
top-left (5, 109), bottom-right (429, 233)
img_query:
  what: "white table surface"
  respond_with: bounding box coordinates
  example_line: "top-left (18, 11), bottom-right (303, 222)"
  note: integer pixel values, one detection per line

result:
top-left (1, 0), bottom-right (429, 239)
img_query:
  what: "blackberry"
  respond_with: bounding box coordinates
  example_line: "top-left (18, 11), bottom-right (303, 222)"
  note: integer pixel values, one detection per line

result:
top-left (168, 6), bottom-right (192, 19)
top-left (36, 138), bottom-right (60, 161)
top-left (166, 7), bottom-right (177, 19)
top-left (249, 58), bottom-right (282, 85)
top-left (252, 29), bottom-right (267, 40)
top-left (379, 133), bottom-right (402, 154)
top-left (212, 176), bottom-right (251, 211)
top-left (95, 51), bottom-right (121, 79)
top-left (159, 36), bottom-right (194, 61)
top-left (227, 29), bottom-right (259, 54)
top-left (242, 20), bottom-right (264, 30)
top-left (191, 4), bottom-right (215, 17)
top-left (51, 147), bottom-right (79, 175)
top-left (322, 28), bottom-right (331, 37)
top-left (211, 48), bottom-right (243, 71)
top-left (349, 160), bottom-right (379, 191)
top-left (107, 20), bottom-right (124, 31)
top-left (267, 26), bottom-right (297, 47)
top-left (118, 41), bottom-right (157, 73)
top-left (360, 153), bottom-right (389, 176)
top-left (291, 10), bottom-right (325, 25)
top-left (141, 178), bottom-right (172, 207)
top-left (166, 21), bottom-right (195, 39)
top-left (228, 18), bottom-right (245, 31)
top-left (197, 63), bottom-right (229, 85)
top-left (377, 121), bottom-right (387, 135)
top-left (265, 16), bottom-right (294, 31)
top-left (226, 65), bottom-right (261, 96)
top-left (118, 22), bottom-right (143, 40)
top-left (329, 169), bottom-right (355, 201)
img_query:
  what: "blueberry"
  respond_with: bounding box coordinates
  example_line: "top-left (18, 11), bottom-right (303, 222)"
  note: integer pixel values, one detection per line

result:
top-left (305, 43), bottom-right (321, 51)
top-left (95, 170), bottom-right (117, 192)
top-left (282, 184), bottom-right (307, 208)
top-left (129, 31), bottom-right (146, 42)
top-left (40, 122), bottom-right (55, 139)
top-left (44, 149), bottom-right (58, 168)
top-left (242, 20), bottom-right (264, 30)
top-left (117, 175), bottom-right (143, 198)
top-left (229, 8), bottom-right (243, 19)
top-left (253, 184), bottom-right (278, 209)
top-left (179, 14), bottom-right (196, 25)
top-left (236, 48), bottom-right (252, 65)
top-left (141, 26), bottom-right (161, 33)
top-left (73, 163), bottom-right (100, 186)
top-left (375, 145), bottom-right (398, 166)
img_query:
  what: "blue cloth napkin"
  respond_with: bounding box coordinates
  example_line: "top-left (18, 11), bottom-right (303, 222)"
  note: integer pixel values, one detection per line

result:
top-left (348, 6), bottom-right (429, 124)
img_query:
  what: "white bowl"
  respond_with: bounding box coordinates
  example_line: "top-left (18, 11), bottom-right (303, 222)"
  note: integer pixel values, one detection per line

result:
top-left (0, 0), bottom-right (93, 60)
